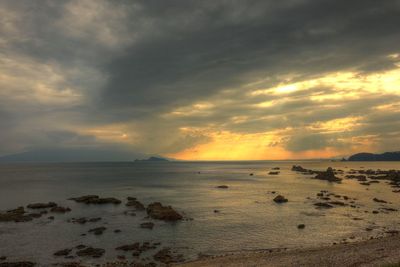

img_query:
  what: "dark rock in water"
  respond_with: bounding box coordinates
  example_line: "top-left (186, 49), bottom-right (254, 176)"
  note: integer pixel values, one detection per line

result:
top-left (116, 243), bottom-right (140, 251)
top-left (126, 198), bottom-right (145, 210)
top-left (213, 209), bottom-right (220, 213)
top-left (272, 167), bottom-right (280, 170)
top-left (76, 247), bottom-right (105, 258)
top-left (346, 175), bottom-right (367, 181)
top-left (348, 151), bottom-right (400, 161)
top-left (216, 185), bottom-right (229, 189)
top-left (314, 202), bottom-right (333, 208)
top-left (0, 207), bottom-right (33, 222)
top-left (291, 165), bottom-right (311, 173)
top-left (360, 182), bottom-right (370, 186)
top-left (297, 224), bottom-right (305, 229)
top-left (114, 229), bottom-right (121, 233)
top-left (50, 206), bottom-right (71, 213)
top-left (249, 173), bottom-right (254, 176)
top-left (0, 256), bottom-right (6, 261)
top-left (48, 216), bottom-right (54, 220)
top-left (88, 227), bottom-right (106, 235)
top-left (69, 195), bottom-right (121, 205)
top-left (268, 171), bottom-right (280, 175)
top-left (27, 202), bottom-right (57, 209)
top-left (372, 210), bottom-right (379, 214)
top-left (273, 195), bottom-right (288, 203)
top-left (373, 198), bottom-right (387, 203)
top-left (329, 201), bottom-right (346, 206)
top-left (0, 262), bottom-right (35, 267)
top-left (314, 167), bottom-right (341, 182)
top-left (140, 222), bottom-right (154, 229)
top-left (53, 248), bottom-right (72, 256)
top-left (386, 230), bottom-right (399, 235)
top-left (153, 248), bottom-right (184, 264)
top-left (146, 202), bottom-right (183, 221)
top-left (76, 245), bottom-right (86, 250)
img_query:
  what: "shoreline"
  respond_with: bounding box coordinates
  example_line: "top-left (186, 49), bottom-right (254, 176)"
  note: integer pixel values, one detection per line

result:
top-left (177, 234), bottom-right (400, 267)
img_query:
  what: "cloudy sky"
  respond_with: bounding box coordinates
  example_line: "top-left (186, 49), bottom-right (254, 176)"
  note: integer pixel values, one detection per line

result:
top-left (1, 0), bottom-right (400, 160)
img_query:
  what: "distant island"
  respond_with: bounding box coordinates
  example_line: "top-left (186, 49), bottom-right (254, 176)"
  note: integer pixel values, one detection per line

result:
top-left (134, 156), bottom-right (169, 162)
top-left (348, 151), bottom-right (400, 161)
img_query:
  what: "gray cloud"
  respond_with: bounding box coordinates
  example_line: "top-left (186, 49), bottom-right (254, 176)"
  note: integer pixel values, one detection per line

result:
top-left (0, 0), bottom-right (400, 159)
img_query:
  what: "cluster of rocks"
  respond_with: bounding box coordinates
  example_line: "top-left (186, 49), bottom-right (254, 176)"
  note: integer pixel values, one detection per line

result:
top-left (292, 166), bottom-right (342, 182)
top-left (0, 200), bottom-right (75, 223)
top-left (153, 248), bottom-right (184, 264)
top-left (115, 242), bottom-right (160, 257)
top-left (54, 245), bottom-right (105, 259)
top-left (68, 217), bottom-right (101, 224)
top-left (68, 195), bottom-right (121, 205)
top-left (313, 190), bottom-right (358, 209)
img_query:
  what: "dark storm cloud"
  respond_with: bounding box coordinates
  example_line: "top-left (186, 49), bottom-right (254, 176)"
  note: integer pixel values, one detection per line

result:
top-left (0, 0), bottom-right (400, 158)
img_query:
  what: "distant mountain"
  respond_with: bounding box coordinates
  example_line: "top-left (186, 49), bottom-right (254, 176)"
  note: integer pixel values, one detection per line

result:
top-left (348, 151), bottom-right (400, 161)
top-left (0, 148), bottom-right (146, 162)
top-left (134, 156), bottom-right (169, 162)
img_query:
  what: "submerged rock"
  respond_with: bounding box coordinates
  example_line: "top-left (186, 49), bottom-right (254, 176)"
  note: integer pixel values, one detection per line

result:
top-left (373, 198), bottom-right (387, 203)
top-left (153, 248), bottom-right (184, 264)
top-left (0, 262), bottom-right (35, 267)
top-left (76, 247), bottom-right (105, 258)
top-left (268, 171), bottom-right (280, 175)
top-left (273, 195), bottom-right (288, 203)
top-left (88, 227), bottom-right (107, 235)
top-left (69, 195), bottom-right (121, 205)
top-left (50, 206), bottom-right (71, 213)
top-left (314, 202), bottom-right (333, 209)
top-left (216, 185), bottom-right (229, 189)
top-left (146, 202), bottom-right (183, 221)
top-left (115, 243), bottom-right (140, 251)
top-left (297, 224), bottom-right (305, 229)
top-left (140, 222), bottom-right (154, 229)
top-left (126, 198), bottom-right (145, 210)
top-left (53, 248), bottom-right (72, 256)
top-left (27, 202), bottom-right (57, 209)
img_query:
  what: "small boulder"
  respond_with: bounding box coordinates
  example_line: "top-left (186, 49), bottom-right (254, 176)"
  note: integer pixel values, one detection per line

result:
top-left (146, 202), bottom-right (183, 221)
top-left (273, 195), bottom-right (288, 203)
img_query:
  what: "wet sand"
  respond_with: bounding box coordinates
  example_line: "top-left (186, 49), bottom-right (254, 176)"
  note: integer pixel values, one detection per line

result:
top-left (178, 235), bottom-right (400, 267)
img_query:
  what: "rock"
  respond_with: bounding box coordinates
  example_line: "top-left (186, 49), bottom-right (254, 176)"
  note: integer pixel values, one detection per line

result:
top-left (116, 243), bottom-right (140, 251)
top-left (329, 201), bottom-right (346, 206)
top-left (114, 229), bottom-right (121, 233)
top-left (314, 167), bottom-right (341, 182)
top-left (272, 167), bottom-right (280, 170)
top-left (69, 195), bottom-right (121, 205)
top-left (140, 222), bottom-right (154, 229)
top-left (0, 262), bottom-right (35, 267)
top-left (297, 224), bottom-right (305, 229)
top-left (153, 248), bottom-right (184, 264)
top-left (273, 195), bottom-right (288, 203)
top-left (249, 173), bottom-right (254, 176)
top-left (268, 171), bottom-right (280, 175)
top-left (213, 209), bottom-right (220, 213)
top-left (54, 248), bottom-right (72, 256)
top-left (27, 202), bottom-right (57, 209)
top-left (0, 257), bottom-right (6, 261)
top-left (373, 198), bottom-right (387, 203)
top-left (291, 165), bottom-right (309, 172)
top-left (360, 182), bottom-right (370, 186)
top-left (76, 247), bottom-right (105, 258)
top-left (50, 206), bottom-right (71, 213)
top-left (75, 245), bottom-right (86, 250)
top-left (216, 185), bottom-right (228, 189)
top-left (126, 198), bottom-right (145, 210)
top-left (146, 202), bottom-right (183, 221)
top-left (88, 227), bottom-right (106, 235)
top-left (314, 202), bottom-right (333, 208)
top-left (372, 210), bottom-right (379, 214)
top-left (0, 207), bottom-right (33, 222)
top-left (48, 216), bottom-right (54, 220)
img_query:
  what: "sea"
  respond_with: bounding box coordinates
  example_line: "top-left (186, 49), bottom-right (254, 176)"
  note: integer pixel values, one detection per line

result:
top-left (0, 160), bottom-right (400, 265)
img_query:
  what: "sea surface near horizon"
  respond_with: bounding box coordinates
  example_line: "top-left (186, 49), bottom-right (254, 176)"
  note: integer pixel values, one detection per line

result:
top-left (0, 160), bottom-right (400, 265)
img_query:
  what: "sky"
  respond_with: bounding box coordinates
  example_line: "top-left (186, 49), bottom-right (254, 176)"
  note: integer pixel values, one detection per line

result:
top-left (0, 0), bottom-right (400, 161)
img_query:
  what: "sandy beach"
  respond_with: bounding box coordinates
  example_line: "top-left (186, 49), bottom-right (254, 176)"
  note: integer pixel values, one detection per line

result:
top-left (179, 235), bottom-right (400, 267)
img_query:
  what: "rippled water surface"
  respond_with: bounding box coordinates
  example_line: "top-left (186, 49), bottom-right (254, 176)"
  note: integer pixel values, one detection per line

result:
top-left (1, 161), bottom-right (400, 265)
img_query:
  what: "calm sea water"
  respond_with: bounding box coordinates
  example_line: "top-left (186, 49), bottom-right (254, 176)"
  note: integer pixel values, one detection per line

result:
top-left (0, 161), bottom-right (400, 265)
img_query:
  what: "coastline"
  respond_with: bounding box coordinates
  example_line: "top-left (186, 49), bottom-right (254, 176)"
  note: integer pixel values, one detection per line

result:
top-left (178, 234), bottom-right (400, 267)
